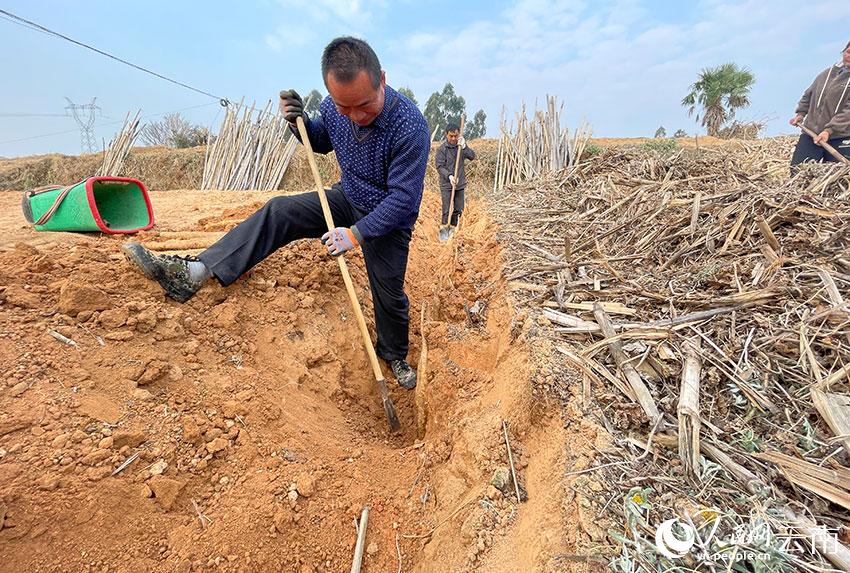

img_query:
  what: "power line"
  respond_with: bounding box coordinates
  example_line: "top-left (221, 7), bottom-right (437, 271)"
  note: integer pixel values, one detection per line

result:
top-left (0, 8), bottom-right (231, 105)
top-left (0, 113), bottom-right (71, 118)
top-left (0, 102), bottom-right (221, 146)
top-left (0, 112), bottom-right (112, 119)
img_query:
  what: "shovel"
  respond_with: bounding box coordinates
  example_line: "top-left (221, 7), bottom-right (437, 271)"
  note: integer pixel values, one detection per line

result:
top-left (295, 116), bottom-right (401, 432)
top-left (799, 124), bottom-right (850, 165)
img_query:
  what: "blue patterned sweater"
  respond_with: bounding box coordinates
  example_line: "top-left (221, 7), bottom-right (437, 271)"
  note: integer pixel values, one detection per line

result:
top-left (298, 85), bottom-right (431, 240)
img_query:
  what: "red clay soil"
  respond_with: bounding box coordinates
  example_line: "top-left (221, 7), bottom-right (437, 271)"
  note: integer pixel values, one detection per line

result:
top-left (0, 184), bottom-right (602, 572)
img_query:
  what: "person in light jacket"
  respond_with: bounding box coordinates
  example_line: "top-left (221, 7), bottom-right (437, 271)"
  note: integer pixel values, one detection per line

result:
top-left (789, 40), bottom-right (850, 166)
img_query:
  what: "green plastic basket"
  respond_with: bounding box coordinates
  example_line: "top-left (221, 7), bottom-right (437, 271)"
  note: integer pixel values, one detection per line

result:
top-left (22, 177), bottom-right (155, 234)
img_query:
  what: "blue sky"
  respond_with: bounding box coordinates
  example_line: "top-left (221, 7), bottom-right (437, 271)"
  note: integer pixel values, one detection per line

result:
top-left (1, 0), bottom-right (848, 157)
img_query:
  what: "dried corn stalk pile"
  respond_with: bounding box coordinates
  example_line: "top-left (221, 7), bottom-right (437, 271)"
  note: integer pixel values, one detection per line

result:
top-left (490, 138), bottom-right (850, 571)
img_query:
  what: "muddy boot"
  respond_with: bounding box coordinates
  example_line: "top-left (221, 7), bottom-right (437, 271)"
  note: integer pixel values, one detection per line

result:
top-left (390, 359), bottom-right (417, 390)
top-left (122, 243), bottom-right (209, 303)
top-left (438, 225), bottom-right (449, 242)
top-left (447, 225), bottom-right (456, 239)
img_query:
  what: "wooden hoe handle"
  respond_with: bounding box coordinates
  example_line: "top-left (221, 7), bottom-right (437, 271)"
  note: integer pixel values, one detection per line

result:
top-left (294, 116), bottom-right (400, 431)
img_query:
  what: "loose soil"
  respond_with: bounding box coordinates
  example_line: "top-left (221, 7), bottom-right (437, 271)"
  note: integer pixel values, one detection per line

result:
top-left (0, 180), bottom-right (602, 571)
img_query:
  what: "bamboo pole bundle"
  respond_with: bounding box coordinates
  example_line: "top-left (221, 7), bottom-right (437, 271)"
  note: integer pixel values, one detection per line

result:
top-left (98, 110), bottom-right (143, 177)
top-left (201, 96), bottom-right (305, 191)
top-left (494, 95), bottom-right (590, 192)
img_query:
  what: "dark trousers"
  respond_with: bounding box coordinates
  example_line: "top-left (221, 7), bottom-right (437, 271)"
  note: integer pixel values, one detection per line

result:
top-left (440, 186), bottom-right (465, 226)
top-left (791, 133), bottom-right (850, 166)
top-left (197, 186), bottom-right (412, 361)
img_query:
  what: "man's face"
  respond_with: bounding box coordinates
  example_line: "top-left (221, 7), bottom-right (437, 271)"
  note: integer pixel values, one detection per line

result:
top-left (326, 69), bottom-right (386, 127)
top-left (446, 130), bottom-right (459, 145)
top-left (844, 46), bottom-right (850, 67)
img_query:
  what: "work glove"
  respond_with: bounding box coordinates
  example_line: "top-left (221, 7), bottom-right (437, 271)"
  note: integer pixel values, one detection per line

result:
top-left (279, 89), bottom-right (305, 124)
top-left (321, 227), bottom-right (359, 256)
top-left (449, 174), bottom-right (457, 186)
top-left (458, 135), bottom-right (466, 149)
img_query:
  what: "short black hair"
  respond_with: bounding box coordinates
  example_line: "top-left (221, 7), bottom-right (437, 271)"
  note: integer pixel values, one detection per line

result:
top-left (321, 37), bottom-right (382, 89)
top-left (846, 40), bottom-right (850, 51)
top-left (446, 123), bottom-right (460, 133)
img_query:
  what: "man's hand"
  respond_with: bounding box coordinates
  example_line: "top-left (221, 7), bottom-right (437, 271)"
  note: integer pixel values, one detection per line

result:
top-left (789, 114), bottom-right (804, 126)
top-left (458, 135), bottom-right (466, 149)
top-left (449, 174), bottom-right (457, 186)
top-left (321, 227), bottom-right (359, 256)
top-left (814, 129), bottom-right (830, 146)
top-left (279, 90), bottom-right (305, 124)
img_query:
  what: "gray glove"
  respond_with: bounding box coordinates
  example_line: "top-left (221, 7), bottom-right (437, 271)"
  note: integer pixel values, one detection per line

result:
top-left (279, 89), bottom-right (304, 124)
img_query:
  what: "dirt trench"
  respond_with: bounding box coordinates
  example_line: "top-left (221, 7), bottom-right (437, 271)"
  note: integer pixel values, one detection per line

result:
top-left (0, 186), bottom-right (595, 572)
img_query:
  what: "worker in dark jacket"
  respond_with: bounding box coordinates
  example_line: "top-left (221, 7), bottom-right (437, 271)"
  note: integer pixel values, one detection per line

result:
top-left (121, 37), bottom-right (430, 390)
top-left (434, 123), bottom-right (476, 241)
top-left (790, 40), bottom-right (850, 166)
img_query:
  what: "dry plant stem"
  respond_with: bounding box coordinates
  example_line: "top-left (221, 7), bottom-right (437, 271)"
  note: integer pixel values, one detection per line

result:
top-left (754, 451), bottom-right (850, 511)
top-left (98, 110), bottom-right (142, 176)
top-left (678, 336), bottom-right (702, 480)
top-left (48, 330), bottom-right (78, 349)
top-left (401, 497), bottom-right (478, 540)
top-left (202, 96), bottom-right (309, 190)
top-left (350, 506), bottom-right (369, 573)
top-left (810, 387), bottom-right (850, 456)
top-left (191, 499), bottom-right (212, 529)
top-left (503, 420), bottom-right (522, 503)
top-left (415, 304), bottom-right (429, 439)
top-left (593, 303), bottom-right (660, 421)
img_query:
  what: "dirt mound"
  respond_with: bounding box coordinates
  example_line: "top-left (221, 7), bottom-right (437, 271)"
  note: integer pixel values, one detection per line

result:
top-left (0, 181), bottom-right (587, 571)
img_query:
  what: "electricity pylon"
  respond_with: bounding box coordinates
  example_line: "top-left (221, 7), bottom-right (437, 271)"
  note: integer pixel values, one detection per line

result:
top-left (64, 97), bottom-right (100, 153)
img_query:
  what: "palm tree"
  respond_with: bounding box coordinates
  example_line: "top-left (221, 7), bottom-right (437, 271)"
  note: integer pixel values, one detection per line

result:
top-left (682, 63), bottom-right (755, 137)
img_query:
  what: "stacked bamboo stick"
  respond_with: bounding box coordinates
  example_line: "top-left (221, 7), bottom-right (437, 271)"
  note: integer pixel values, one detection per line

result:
top-left (494, 96), bottom-right (591, 192)
top-left (97, 110), bottom-right (142, 177)
top-left (201, 97), bottom-right (304, 191)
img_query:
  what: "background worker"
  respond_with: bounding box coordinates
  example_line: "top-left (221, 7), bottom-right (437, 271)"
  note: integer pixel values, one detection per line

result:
top-left (435, 123), bottom-right (476, 240)
top-left (789, 40), bottom-right (850, 166)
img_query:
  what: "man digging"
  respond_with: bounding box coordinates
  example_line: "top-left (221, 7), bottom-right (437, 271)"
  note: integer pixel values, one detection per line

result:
top-left (435, 123), bottom-right (476, 241)
top-left (122, 36), bottom-right (429, 390)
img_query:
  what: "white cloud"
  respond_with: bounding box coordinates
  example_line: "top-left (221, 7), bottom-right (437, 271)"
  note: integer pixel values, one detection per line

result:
top-left (274, 0), bottom-right (386, 30)
top-left (264, 34), bottom-right (283, 53)
top-left (387, 0), bottom-right (850, 137)
top-left (265, 22), bottom-right (317, 49)
top-left (265, 0), bottom-right (388, 59)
